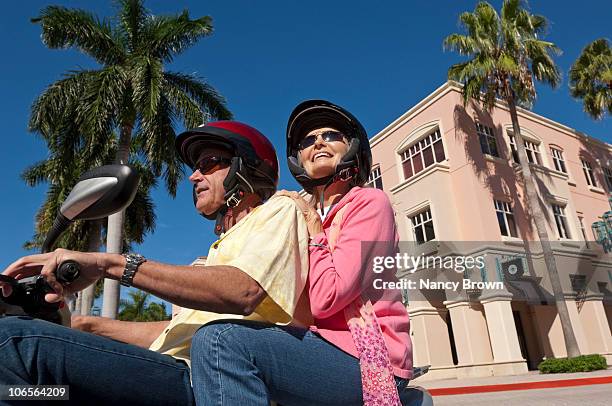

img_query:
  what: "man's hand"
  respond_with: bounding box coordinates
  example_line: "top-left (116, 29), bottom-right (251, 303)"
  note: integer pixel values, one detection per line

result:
top-left (71, 315), bottom-right (94, 333)
top-left (1, 249), bottom-right (117, 303)
top-left (70, 315), bottom-right (171, 348)
top-left (274, 190), bottom-right (323, 236)
top-left (3, 249), bottom-right (267, 318)
top-left (0, 275), bottom-right (16, 298)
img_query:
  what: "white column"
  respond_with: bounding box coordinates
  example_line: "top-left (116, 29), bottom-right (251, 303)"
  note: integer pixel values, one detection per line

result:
top-left (481, 293), bottom-right (528, 375)
top-left (408, 305), bottom-right (456, 380)
top-left (578, 295), bottom-right (612, 365)
top-left (444, 299), bottom-right (494, 378)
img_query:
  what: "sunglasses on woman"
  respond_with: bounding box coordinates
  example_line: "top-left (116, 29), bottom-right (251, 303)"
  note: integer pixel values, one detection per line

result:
top-left (298, 130), bottom-right (346, 150)
top-left (194, 156), bottom-right (232, 175)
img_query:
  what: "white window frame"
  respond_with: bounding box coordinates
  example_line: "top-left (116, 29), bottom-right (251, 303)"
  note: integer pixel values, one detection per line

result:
top-left (367, 166), bottom-right (383, 190)
top-left (550, 148), bottom-right (567, 173)
top-left (506, 127), bottom-right (545, 167)
top-left (581, 159), bottom-right (597, 187)
top-left (552, 204), bottom-right (571, 239)
top-left (508, 134), bottom-right (520, 164)
top-left (476, 123), bottom-right (499, 157)
top-left (400, 129), bottom-right (445, 180)
top-left (494, 200), bottom-right (518, 238)
top-left (603, 167), bottom-right (612, 191)
top-left (410, 208), bottom-right (436, 244)
top-left (524, 139), bottom-right (542, 165)
top-left (577, 216), bottom-right (590, 247)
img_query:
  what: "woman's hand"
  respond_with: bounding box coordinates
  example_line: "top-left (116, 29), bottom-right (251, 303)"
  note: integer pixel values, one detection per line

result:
top-left (1, 249), bottom-right (116, 303)
top-left (274, 190), bottom-right (323, 236)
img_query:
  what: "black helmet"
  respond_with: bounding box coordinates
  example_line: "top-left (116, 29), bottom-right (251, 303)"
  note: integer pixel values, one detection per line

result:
top-left (176, 121), bottom-right (279, 234)
top-left (286, 100), bottom-right (372, 193)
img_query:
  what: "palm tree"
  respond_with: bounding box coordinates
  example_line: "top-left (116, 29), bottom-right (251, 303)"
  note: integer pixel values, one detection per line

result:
top-left (22, 119), bottom-right (116, 253)
top-left (22, 130), bottom-right (156, 315)
top-left (118, 290), bottom-right (170, 321)
top-left (569, 38), bottom-right (612, 120)
top-left (30, 0), bottom-right (232, 318)
top-left (443, 0), bottom-right (580, 358)
top-left (76, 221), bottom-right (104, 315)
top-left (22, 116), bottom-right (111, 314)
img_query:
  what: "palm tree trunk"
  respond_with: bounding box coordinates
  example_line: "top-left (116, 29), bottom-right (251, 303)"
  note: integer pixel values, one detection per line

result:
top-left (101, 122), bottom-right (132, 319)
top-left (70, 294), bottom-right (79, 313)
top-left (81, 219), bottom-right (102, 315)
top-left (507, 95), bottom-right (581, 358)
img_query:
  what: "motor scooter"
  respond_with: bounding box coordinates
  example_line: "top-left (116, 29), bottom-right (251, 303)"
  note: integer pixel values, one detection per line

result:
top-left (0, 164), bottom-right (139, 325)
top-left (404, 365), bottom-right (434, 406)
top-left (0, 164), bottom-right (434, 405)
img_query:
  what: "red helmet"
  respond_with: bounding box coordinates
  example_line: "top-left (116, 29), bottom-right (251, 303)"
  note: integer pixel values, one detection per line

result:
top-left (176, 121), bottom-right (279, 231)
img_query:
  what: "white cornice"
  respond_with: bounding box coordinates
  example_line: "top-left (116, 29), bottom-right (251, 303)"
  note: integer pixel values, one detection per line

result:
top-left (370, 81), bottom-right (611, 153)
top-left (370, 82), bottom-right (456, 147)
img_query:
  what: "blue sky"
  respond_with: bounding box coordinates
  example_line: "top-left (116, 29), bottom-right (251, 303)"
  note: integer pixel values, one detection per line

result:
top-left (0, 1), bottom-right (610, 307)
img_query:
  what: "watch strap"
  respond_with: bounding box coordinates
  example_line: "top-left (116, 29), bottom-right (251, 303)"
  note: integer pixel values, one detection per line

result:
top-left (120, 253), bottom-right (146, 287)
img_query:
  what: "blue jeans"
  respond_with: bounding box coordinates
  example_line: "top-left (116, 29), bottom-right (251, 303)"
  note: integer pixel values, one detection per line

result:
top-left (0, 316), bottom-right (194, 405)
top-left (190, 320), bottom-right (414, 406)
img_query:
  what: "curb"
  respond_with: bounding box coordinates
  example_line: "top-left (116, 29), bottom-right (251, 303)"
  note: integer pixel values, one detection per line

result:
top-left (428, 375), bottom-right (612, 396)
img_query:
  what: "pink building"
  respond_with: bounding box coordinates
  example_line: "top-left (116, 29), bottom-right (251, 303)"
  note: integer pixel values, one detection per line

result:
top-left (367, 81), bottom-right (612, 380)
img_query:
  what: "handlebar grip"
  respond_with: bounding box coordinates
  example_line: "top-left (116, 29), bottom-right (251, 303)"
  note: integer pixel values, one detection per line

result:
top-left (56, 260), bottom-right (81, 285)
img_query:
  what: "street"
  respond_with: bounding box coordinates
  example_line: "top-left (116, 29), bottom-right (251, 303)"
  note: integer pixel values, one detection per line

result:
top-left (433, 383), bottom-right (612, 405)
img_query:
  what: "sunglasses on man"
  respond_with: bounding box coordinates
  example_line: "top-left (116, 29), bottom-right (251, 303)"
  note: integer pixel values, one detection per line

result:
top-left (298, 130), bottom-right (346, 150)
top-left (194, 156), bottom-right (232, 175)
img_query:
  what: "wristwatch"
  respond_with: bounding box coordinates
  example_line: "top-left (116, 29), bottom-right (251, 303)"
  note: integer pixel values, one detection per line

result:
top-left (120, 253), bottom-right (147, 287)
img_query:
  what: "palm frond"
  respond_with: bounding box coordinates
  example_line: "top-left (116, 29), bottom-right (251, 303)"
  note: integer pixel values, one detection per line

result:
top-left (164, 71), bottom-right (232, 120)
top-left (124, 180), bottom-right (156, 244)
top-left (32, 6), bottom-right (125, 65)
top-left (474, 2), bottom-right (499, 45)
top-left (77, 65), bottom-right (128, 137)
top-left (501, 0), bottom-right (521, 22)
top-left (140, 11), bottom-right (213, 62)
top-left (463, 77), bottom-right (482, 103)
top-left (117, 0), bottom-right (147, 51)
top-left (444, 0), bottom-right (561, 108)
top-left (569, 38), bottom-right (611, 119)
top-left (21, 160), bottom-right (53, 187)
top-left (135, 96), bottom-right (184, 196)
top-left (529, 15), bottom-right (547, 35)
top-left (132, 56), bottom-right (163, 122)
top-left (443, 34), bottom-right (477, 55)
top-left (162, 80), bottom-right (206, 128)
top-left (126, 159), bottom-right (158, 236)
top-left (497, 52), bottom-right (520, 76)
top-left (458, 10), bottom-right (479, 38)
top-left (29, 70), bottom-right (94, 135)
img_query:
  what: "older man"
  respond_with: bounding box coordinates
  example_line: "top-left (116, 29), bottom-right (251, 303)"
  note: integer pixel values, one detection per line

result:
top-left (0, 121), bottom-right (310, 405)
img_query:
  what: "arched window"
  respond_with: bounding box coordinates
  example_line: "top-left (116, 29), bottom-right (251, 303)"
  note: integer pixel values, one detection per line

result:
top-left (367, 166), bottom-right (383, 190)
top-left (505, 127), bottom-right (544, 167)
top-left (397, 121), bottom-right (446, 180)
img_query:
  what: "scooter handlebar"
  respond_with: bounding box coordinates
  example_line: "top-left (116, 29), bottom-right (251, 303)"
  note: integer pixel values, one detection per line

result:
top-left (56, 260), bottom-right (81, 285)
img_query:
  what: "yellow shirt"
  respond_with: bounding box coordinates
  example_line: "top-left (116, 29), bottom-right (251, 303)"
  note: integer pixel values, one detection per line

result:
top-left (149, 196), bottom-right (310, 364)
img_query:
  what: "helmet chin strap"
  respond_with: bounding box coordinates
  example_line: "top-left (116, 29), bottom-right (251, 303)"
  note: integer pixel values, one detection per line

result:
top-left (317, 167), bottom-right (356, 216)
top-left (213, 206), bottom-right (228, 236)
top-left (288, 138), bottom-right (361, 194)
top-left (213, 186), bottom-right (247, 236)
top-left (193, 156), bottom-right (256, 237)
top-left (318, 177), bottom-right (335, 217)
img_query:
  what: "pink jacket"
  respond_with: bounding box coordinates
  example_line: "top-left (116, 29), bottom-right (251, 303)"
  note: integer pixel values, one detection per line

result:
top-left (308, 186), bottom-right (413, 379)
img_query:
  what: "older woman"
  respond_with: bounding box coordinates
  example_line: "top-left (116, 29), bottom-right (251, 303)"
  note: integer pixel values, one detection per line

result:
top-left (282, 100), bottom-right (413, 404)
top-left (190, 100), bottom-right (414, 406)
